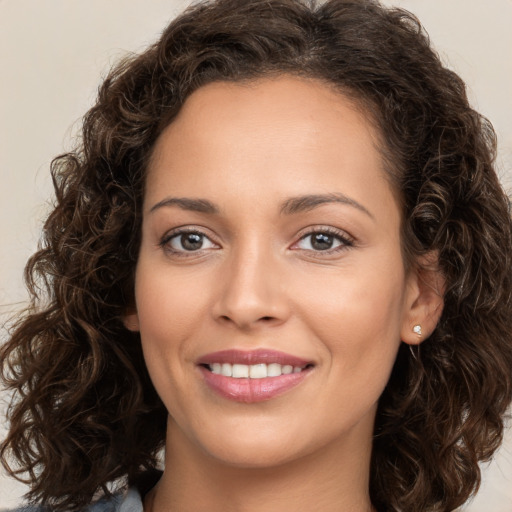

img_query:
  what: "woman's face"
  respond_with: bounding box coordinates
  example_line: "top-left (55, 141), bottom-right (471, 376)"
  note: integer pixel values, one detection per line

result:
top-left (126, 75), bottom-right (424, 468)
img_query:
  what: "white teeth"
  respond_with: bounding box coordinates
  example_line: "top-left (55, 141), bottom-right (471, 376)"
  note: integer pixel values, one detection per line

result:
top-left (282, 365), bottom-right (293, 374)
top-left (267, 363), bottom-right (282, 377)
top-left (208, 362), bottom-right (306, 378)
top-left (221, 363), bottom-right (232, 377)
top-left (249, 363), bottom-right (267, 379)
top-left (232, 364), bottom-right (249, 378)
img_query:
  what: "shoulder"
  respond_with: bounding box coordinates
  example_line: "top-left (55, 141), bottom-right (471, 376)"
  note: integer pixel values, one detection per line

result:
top-left (1, 487), bottom-right (143, 512)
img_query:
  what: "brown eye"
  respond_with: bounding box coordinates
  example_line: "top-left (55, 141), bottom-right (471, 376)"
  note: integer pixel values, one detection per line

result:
top-left (180, 233), bottom-right (204, 251)
top-left (296, 230), bottom-right (349, 252)
top-left (164, 230), bottom-right (217, 253)
top-left (310, 233), bottom-right (336, 251)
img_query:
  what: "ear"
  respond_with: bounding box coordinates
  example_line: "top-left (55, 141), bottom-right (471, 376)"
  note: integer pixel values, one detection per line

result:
top-left (122, 307), bottom-right (140, 332)
top-left (401, 252), bottom-right (445, 345)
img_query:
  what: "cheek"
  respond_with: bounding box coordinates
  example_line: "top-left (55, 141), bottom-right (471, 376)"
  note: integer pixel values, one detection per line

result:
top-left (133, 264), bottom-right (214, 422)
top-left (292, 262), bottom-right (406, 384)
top-left (297, 260), bottom-right (405, 332)
top-left (134, 265), bottom-right (210, 345)
top-left (133, 265), bottom-right (212, 407)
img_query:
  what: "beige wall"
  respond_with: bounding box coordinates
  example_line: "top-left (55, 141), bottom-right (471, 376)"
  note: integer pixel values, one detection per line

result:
top-left (1, 0), bottom-right (511, 509)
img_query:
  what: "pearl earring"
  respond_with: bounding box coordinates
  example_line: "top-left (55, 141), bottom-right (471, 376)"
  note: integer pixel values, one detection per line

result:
top-left (413, 324), bottom-right (422, 336)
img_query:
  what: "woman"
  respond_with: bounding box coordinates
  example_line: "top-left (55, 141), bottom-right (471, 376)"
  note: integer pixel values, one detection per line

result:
top-left (2, 0), bottom-right (511, 511)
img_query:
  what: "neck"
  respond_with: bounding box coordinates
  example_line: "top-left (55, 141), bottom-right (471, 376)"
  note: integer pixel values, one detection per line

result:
top-left (147, 417), bottom-right (376, 512)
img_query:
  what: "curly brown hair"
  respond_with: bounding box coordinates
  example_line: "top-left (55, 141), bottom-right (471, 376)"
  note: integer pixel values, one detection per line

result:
top-left (2, 0), bottom-right (512, 511)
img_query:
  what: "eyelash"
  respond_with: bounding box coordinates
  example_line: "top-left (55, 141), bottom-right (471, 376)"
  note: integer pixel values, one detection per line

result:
top-left (159, 226), bottom-right (355, 258)
top-left (294, 226), bottom-right (354, 255)
top-left (159, 228), bottom-right (216, 258)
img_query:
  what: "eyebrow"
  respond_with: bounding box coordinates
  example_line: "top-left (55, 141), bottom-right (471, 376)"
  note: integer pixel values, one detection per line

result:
top-left (279, 193), bottom-right (373, 219)
top-left (149, 193), bottom-right (373, 219)
top-left (150, 197), bottom-right (220, 214)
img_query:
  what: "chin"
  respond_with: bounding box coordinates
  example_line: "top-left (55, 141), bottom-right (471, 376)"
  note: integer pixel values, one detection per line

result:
top-left (192, 414), bottom-right (346, 470)
top-left (172, 412), bottom-right (316, 469)
top-left (205, 437), bottom-right (309, 469)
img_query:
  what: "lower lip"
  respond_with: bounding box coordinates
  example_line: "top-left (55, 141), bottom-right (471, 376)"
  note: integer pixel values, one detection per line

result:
top-left (198, 366), bottom-right (312, 403)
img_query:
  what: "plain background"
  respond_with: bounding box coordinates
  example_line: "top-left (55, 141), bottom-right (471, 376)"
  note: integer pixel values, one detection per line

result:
top-left (1, 0), bottom-right (511, 509)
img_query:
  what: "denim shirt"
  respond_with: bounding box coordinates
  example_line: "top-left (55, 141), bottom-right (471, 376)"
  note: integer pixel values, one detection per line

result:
top-left (2, 487), bottom-right (143, 512)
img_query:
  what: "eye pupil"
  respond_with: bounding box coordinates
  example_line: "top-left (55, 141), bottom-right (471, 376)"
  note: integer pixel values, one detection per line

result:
top-left (182, 233), bottom-right (203, 250)
top-left (311, 233), bottom-right (334, 250)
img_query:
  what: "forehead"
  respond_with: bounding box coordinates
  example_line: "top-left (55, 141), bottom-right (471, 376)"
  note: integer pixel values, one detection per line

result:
top-left (163, 76), bottom-right (379, 150)
top-left (146, 75), bottom-right (396, 222)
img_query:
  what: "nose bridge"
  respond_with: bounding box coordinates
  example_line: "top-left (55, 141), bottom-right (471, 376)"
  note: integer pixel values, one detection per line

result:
top-left (213, 233), bottom-right (289, 329)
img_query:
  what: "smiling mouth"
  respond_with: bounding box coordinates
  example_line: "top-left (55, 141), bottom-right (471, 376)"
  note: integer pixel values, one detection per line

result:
top-left (197, 349), bottom-right (314, 402)
top-left (202, 362), bottom-right (313, 378)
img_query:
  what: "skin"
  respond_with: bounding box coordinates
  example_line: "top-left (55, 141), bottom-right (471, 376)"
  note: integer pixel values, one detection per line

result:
top-left (125, 75), bottom-right (444, 512)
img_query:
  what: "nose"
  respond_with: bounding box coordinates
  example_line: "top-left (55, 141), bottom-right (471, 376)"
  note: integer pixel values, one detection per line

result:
top-left (212, 242), bottom-right (291, 331)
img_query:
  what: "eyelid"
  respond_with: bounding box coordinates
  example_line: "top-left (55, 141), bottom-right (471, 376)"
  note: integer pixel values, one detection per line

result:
top-left (290, 225), bottom-right (355, 254)
top-left (159, 226), bottom-right (220, 256)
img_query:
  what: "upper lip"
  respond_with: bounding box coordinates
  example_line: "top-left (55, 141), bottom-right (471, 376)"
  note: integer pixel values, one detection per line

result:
top-left (197, 349), bottom-right (313, 367)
